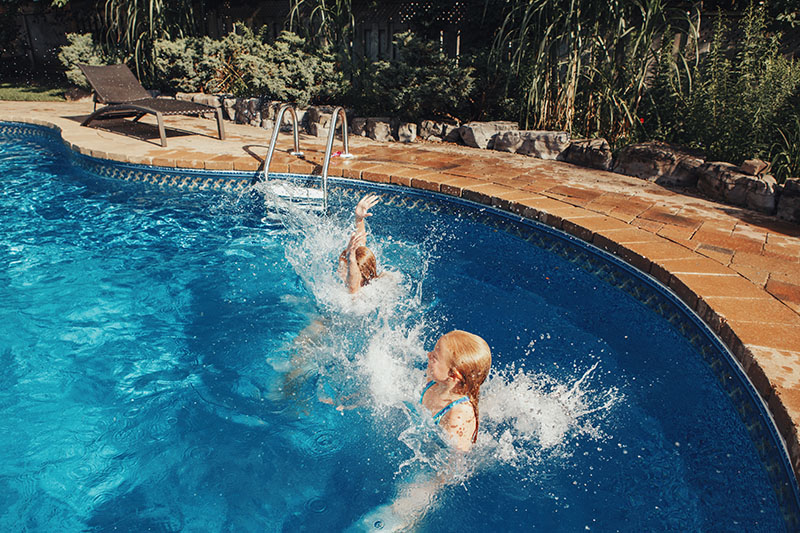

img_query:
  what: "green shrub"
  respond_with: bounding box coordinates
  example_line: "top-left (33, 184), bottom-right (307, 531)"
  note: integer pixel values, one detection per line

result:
top-left (57, 33), bottom-right (119, 88)
top-left (239, 30), bottom-right (346, 106)
top-left (354, 31), bottom-right (475, 121)
top-left (461, 48), bottom-right (519, 122)
top-left (152, 36), bottom-right (207, 92)
top-left (691, 5), bottom-right (800, 164)
top-left (152, 25), bottom-right (346, 105)
top-left (642, 3), bottom-right (800, 180)
top-left (772, 114), bottom-right (800, 182)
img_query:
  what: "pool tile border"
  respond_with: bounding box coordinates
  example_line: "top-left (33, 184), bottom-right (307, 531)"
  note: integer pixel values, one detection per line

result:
top-left (3, 121), bottom-right (800, 521)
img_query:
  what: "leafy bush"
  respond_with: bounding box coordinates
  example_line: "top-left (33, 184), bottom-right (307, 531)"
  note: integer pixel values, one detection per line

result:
top-left (233, 29), bottom-right (346, 106)
top-left (152, 36), bottom-right (206, 92)
top-left (152, 25), bottom-right (346, 105)
top-left (772, 114), bottom-right (800, 182)
top-left (642, 3), bottom-right (800, 180)
top-left (57, 33), bottom-right (119, 88)
top-left (354, 31), bottom-right (475, 121)
top-left (690, 5), bottom-right (800, 164)
top-left (461, 48), bottom-right (519, 122)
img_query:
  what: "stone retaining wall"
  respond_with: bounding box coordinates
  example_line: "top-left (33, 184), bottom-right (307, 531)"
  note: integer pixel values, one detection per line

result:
top-left (175, 93), bottom-right (800, 225)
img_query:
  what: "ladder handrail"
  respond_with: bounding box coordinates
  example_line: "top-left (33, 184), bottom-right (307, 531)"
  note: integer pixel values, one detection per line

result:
top-left (320, 106), bottom-right (353, 211)
top-left (259, 103), bottom-right (303, 183)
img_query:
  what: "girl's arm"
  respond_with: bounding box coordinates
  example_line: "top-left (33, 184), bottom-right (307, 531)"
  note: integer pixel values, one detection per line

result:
top-left (354, 193), bottom-right (380, 235)
top-left (345, 230), bottom-right (366, 293)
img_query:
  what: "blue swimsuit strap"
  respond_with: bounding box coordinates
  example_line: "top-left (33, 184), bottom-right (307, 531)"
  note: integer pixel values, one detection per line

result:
top-left (420, 381), bottom-right (435, 403)
top-left (432, 396), bottom-right (469, 424)
top-left (420, 381), bottom-right (470, 424)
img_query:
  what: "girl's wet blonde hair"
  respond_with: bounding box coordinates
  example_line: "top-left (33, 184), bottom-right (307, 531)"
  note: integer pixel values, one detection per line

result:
top-left (440, 330), bottom-right (492, 443)
top-left (339, 246), bottom-right (378, 287)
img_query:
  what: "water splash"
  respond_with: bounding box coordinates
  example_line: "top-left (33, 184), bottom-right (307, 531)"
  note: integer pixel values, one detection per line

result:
top-left (253, 180), bottom-right (622, 477)
top-left (480, 361), bottom-right (622, 470)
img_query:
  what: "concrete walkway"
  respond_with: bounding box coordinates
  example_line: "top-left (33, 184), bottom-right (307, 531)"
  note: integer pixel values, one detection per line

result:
top-left (1, 100), bottom-right (799, 478)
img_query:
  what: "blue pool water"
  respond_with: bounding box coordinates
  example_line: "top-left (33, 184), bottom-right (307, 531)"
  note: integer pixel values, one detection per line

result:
top-left (0, 127), bottom-right (798, 531)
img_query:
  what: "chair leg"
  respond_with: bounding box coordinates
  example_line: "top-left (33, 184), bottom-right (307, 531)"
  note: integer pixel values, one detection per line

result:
top-left (132, 113), bottom-right (146, 123)
top-left (215, 107), bottom-right (226, 140)
top-left (156, 111), bottom-right (167, 147)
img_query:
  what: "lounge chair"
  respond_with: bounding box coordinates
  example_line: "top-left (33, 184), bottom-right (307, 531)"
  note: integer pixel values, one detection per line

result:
top-left (78, 64), bottom-right (225, 147)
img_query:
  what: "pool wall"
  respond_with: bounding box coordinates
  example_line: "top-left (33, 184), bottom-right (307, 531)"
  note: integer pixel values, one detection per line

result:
top-left (2, 119), bottom-right (800, 497)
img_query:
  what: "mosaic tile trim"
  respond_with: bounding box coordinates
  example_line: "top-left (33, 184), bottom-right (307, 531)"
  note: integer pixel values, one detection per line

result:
top-left (3, 120), bottom-right (799, 524)
top-left (72, 152), bottom-right (255, 192)
top-left (0, 121), bottom-right (62, 143)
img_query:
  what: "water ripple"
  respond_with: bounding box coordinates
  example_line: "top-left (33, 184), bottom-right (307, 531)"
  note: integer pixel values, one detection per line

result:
top-left (304, 497), bottom-right (328, 514)
top-left (298, 430), bottom-right (342, 458)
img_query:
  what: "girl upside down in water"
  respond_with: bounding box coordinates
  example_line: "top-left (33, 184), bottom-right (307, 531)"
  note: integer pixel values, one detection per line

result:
top-left (337, 193), bottom-right (382, 293)
top-left (287, 194), bottom-right (388, 409)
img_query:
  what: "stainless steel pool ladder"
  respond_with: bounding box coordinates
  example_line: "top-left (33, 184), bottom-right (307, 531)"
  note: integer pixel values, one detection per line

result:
top-left (257, 103), bottom-right (353, 212)
top-left (320, 106), bottom-right (354, 211)
top-left (260, 103), bottom-right (304, 183)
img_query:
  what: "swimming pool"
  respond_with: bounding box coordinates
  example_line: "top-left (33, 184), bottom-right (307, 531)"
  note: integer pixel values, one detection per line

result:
top-left (1, 122), bottom-right (798, 531)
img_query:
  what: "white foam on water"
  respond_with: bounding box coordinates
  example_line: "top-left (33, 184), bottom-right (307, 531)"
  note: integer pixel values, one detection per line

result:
top-left (358, 324), bottom-right (426, 409)
top-left (479, 361), bottom-right (622, 470)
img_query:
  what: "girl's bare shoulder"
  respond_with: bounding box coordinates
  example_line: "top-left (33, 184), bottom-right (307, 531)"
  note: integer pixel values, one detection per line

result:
top-left (442, 401), bottom-right (476, 427)
top-left (442, 402), bottom-right (477, 450)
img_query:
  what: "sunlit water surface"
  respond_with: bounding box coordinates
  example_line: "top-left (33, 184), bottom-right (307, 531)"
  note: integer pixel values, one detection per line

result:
top-left (0, 134), bottom-right (790, 531)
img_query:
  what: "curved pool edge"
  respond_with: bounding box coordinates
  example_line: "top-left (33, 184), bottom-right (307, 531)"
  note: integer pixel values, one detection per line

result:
top-left (3, 117), bottom-right (800, 484)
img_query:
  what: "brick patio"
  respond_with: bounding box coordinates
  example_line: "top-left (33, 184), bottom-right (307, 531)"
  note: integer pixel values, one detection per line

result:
top-left (2, 100), bottom-right (799, 479)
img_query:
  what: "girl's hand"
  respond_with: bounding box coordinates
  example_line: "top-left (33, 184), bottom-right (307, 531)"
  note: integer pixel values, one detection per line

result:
top-left (355, 193), bottom-right (380, 221)
top-left (347, 230), bottom-right (367, 253)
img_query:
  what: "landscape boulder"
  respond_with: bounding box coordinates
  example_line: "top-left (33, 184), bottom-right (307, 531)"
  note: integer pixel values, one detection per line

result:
top-left (696, 162), bottom-right (778, 213)
top-left (443, 123), bottom-right (462, 143)
top-left (613, 142), bottom-right (704, 187)
top-left (419, 120), bottom-right (444, 141)
top-left (221, 96), bottom-right (236, 121)
top-left (351, 118), bottom-right (367, 136)
top-left (563, 139), bottom-right (613, 171)
top-left (259, 100), bottom-right (279, 122)
top-left (459, 121), bottom-right (518, 149)
top-left (397, 122), bottom-right (417, 143)
top-left (306, 105), bottom-right (335, 136)
top-left (309, 123), bottom-right (329, 137)
top-left (777, 178), bottom-right (800, 224)
top-left (740, 159), bottom-right (770, 176)
top-left (307, 105), bottom-right (334, 127)
top-left (232, 97), bottom-right (261, 126)
top-left (748, 174), bottom-right (779, 213)
top-left (366, 117), bottom-right (394, 142)
top-left (192, 94), bottom-right (220, 108)
top-left (495, 130), bottom-right (570, 159)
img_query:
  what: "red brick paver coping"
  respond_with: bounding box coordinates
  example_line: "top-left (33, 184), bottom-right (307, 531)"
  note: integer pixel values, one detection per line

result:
top-left (1, 102), bottom-right (799, 481)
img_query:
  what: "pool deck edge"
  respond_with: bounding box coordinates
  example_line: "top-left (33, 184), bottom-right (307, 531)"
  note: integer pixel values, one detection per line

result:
top-left (2, 103), bottom-right (800, 481)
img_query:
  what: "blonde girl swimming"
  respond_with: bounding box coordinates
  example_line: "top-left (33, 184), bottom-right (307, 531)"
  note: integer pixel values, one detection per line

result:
top-left (337, 193), bottom-right (382, 293)
top-left (421, 330), bottom-right (492, 451)
top-left (349, 331), bottom-right (492, 530)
